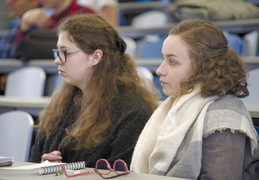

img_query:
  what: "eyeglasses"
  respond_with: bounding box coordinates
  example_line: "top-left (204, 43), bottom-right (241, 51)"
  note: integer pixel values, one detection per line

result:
top-left (95, 159), bottom-right (130, 179)
top-left (52, 49), bottom-right (82, 63)
top-left (61, 159), bottom-right (129, 179)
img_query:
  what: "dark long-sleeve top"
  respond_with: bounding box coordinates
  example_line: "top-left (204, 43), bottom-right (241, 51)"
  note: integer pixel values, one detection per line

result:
top-left (29, 93), bottom-right (153, 168)
top-left (199, 129), bottom-right (259, 180)
top-left (198, 96), bottom-right (259, 180)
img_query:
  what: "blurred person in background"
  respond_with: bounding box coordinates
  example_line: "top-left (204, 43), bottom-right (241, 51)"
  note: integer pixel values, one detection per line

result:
top-left (77, 0), bottom-right (119, 27)
top-left (0, 0), bottom-right (41, 95)
top-left (17, 0), bottom-right (95, 45)
top-left (0, 0), bottom-right (41, 58)
top-left (0, 0), bottom-right (95, 94)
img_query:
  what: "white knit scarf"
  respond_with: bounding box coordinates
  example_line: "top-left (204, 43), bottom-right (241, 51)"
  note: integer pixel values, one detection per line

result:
top-left (131, 86), bottom-right (258, 179)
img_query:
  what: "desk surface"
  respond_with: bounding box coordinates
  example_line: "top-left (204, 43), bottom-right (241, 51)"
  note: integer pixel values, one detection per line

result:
top-left (1, 56), bottom-right (258, 72)
top-left (0, 96), bottom-right (51, 116)
top-left (118, 2), bottom-right (259, 37)
top-left (119, 2), bottom-right (169, 14)
top-left (245, 104), bottom-right (259, 118)
top-left (0, 96), bottom-right (51, 108)
top-left (0, 59), bottom-right (58, 74)
top-left (0, 161), bottom-right (191, 180)
top-left (0, 95), bottom-right (257, 118)
top-left (119, 18), bottom-right (259, 39)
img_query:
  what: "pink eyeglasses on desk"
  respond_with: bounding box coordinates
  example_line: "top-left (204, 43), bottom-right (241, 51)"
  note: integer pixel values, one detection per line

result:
top-left (61, 159), bottom-right (130, 179)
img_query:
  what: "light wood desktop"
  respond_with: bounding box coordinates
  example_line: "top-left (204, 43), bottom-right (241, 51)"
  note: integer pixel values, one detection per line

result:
top-left (0, 161), bottom-right (192, 180)
top-left (0, 57), bottom-right (258, 117)
top-left (0, 59), bottom-right (23, 74)
top-left (245, 104), bottom-right (259, 119)
top-left (0, 59), bottom-right (58, 75)
top-left (0, 96), bottom-right (51, 116)
top-left (0, 95), bottom-right (258, 120)
top-left (118, 2), bottom-right (259, 38)
top-left (119, 18), bottom-right (259, 39)
top-left (0, 56), bottom-right (258, 74)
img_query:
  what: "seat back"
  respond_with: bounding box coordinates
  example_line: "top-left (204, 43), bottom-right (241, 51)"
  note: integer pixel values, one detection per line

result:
top-left (123, 36), bottom-right (137, 58)
top-left (137, 66), bottom-right (153, 82)
top-left (255, 126), bottom-right (259, 135)
top-left (15, 30), bottom-right (58, 62)
top-left (223, 32), bottom-right (243, 55)
top-left (242, 68), bottom-right (259, 104)
top-left (5, 66), bottom-right (46, 97)
top-left (242, 30), bottom-right (259, 56)
top-left (136, 35), bottom-right (167, 59)
top-left (137, 66), bottom-right (154, 90)
top-left (132, 10), bottom-right (168, 28)
top-left (154, 75), bottom-right (168, 101)
top-left (0, 111), bottom-right (34, 162)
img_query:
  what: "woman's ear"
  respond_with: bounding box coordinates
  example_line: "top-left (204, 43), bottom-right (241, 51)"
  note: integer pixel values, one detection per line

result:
top-left (89, 49), bottom-right (103, 66)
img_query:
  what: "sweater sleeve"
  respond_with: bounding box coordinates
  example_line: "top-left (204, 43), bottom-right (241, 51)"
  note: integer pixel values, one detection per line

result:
top-left (198, 129), bottom-right (246, 180)
top-left (103, 98), bottom-right (151, 168)
top-left (29, 130), bottom-right (45, 163)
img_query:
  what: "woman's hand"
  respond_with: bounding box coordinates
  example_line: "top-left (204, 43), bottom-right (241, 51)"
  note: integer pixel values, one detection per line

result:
top-left (41, 150), bottom-right (62, 163)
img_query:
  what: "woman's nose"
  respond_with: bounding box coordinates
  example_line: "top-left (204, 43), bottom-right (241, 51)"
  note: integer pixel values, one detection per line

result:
top-left (54, 57), bottom-right (62, 65)
top-left (156, 61), bottom-right (166, 76)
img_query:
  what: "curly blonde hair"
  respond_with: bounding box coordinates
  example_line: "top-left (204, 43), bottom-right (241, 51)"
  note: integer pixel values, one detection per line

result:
top-left (169, 20), bottom-right (249, 98)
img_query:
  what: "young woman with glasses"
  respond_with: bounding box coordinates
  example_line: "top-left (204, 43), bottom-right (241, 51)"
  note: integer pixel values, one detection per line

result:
top-left (130, 20), bottom-right (259, 179)
top-left (29, 14), bottom-right (159, 168)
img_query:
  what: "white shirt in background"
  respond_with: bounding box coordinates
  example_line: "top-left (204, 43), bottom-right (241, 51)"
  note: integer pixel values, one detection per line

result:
top-left (77, 0), bottom-right (118, 13)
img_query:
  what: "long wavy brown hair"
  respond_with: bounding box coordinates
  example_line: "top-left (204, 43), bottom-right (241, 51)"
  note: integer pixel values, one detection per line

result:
top-left (37, 14), bottom-right (159, 149)
top-left (169, 20), bottom-right (249, 98)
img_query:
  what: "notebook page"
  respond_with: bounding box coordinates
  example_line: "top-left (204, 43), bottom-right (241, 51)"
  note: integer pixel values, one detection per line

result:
top-left (0, 161), bottom-right (64, 174)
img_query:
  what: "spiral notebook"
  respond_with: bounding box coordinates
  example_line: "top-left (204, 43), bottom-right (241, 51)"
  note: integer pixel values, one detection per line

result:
top-left (0, 156), bottom-right (14, 167)
top-left (0, 160), bottom-right (85, 175)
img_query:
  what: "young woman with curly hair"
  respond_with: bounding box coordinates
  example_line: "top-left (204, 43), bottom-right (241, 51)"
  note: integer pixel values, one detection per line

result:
top-left (29, 14), bottom-right (159, 167)
top-left (131, 20), bottom-right (259, 179)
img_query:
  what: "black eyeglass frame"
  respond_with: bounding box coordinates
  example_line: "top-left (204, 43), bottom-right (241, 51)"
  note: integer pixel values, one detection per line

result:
top-left (52, 49), bottom-right (82, 63)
